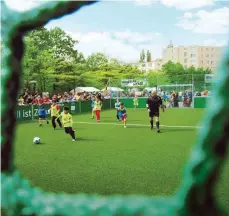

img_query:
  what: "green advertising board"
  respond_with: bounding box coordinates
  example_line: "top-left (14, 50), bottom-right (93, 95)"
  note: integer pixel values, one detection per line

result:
top-left (16, 105), bottom-right (33, 121)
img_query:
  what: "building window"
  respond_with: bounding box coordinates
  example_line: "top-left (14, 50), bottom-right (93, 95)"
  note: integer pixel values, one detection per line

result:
top-left (184, 58), bottom-right (187, 63)
top-left (206, 54), bottom-right (209, 58)
top-left (211, 61), bottom-right (213, 65)
top-left (184, 52), bottom-right (187, 57)
top-left (191, 54), bottom-right (195, 58)
top-left (211, 54), bottom-right (214, 57)
top-left (206, 48), bottom-right (209, 51)
top-left (201, 61), bottom-right (203, 64)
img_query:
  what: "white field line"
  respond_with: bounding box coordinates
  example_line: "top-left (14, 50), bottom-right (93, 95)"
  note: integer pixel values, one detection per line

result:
top-left (73, 121), bottom-right (202, 129)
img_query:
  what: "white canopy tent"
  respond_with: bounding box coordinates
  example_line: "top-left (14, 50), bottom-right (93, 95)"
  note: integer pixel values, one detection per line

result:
top-left (71, 87), bottom-right (100, 93)
top-left (101, 87), bottom-right (124, 92)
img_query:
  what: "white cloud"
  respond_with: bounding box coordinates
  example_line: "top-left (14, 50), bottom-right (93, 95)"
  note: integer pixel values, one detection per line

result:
top-left (160, 0), bottom-right (214, 10)
top-left (135, 0), bottom-right (214, 10)
top-left (183, 12), bottom-right (193, 18)
top-left (135, 0), bottom-right (154, 6)
top-left (5, 0), bottom-right (45, 12)
top-left (114, 30), bottom-right (161, 43)
top-left (177, 7), bottom-right (229, 34)
top-left (64, 30), bottom-right (163, 62)
top-left (68, 31), bottom-right (140, 62)
top-left (203, 39), bottom-right (228, 47)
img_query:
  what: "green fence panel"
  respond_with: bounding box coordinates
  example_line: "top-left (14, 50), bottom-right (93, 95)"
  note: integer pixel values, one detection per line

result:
top-left (16, 105), bottom-right (33, 121)
top-left (102, 99), bottom-right (111, 110)
top-left (194, 97), bottom-right (209, 108)
top-left (80, 100), bottom-right (92, 113)
top-left (117, 98), bottom-right (147, 108)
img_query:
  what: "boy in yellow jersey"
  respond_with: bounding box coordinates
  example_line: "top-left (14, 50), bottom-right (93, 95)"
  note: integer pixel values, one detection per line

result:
top-left (56, 107), bottom-right (76, 141)
top-left (49, 100), bottom-right (62, 129)
top-left (93, 97), bottom-right (102, 122)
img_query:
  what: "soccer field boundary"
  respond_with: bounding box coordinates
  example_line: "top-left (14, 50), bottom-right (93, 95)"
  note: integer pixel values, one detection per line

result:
top-left (74, 121), bottom-right (202, 129)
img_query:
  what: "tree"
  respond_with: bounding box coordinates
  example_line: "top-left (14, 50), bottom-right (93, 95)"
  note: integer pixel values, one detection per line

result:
top-left (139, 49), bottom-right (145, 62)
top-left (22, 27), bottom-right (86, 92)
top-left (86, 53), bottom-right (108, 71)
top-left (146, 50), bottom-right (152, 62)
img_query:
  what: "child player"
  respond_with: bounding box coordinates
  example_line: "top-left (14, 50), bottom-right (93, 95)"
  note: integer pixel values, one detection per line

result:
top-left (115, 98), bottom-right (121, 121)
top-left (161, 98), bottom-right (166, 112)
top-left (56, 107), bottom-right (76, 142)
top-left (118, 102), bottom-right (127, 128)
top-left (91, 96), bottom-right (95, 119)
top-left (133, 95), bottom-right (139, 111)
top-left (38, 102), bottom-right (49, 127)
top-left (94, 97), bottom-right (102, 122)
top-left (49, 100), bottom-right (62, 130)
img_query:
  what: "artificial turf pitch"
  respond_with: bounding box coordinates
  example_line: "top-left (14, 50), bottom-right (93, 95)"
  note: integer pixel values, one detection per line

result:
top-left (15, 108), bottom-right (228, 211)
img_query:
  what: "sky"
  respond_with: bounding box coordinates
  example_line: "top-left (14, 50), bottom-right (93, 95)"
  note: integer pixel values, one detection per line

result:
top-left (5, 0), bottom-right (229, 62)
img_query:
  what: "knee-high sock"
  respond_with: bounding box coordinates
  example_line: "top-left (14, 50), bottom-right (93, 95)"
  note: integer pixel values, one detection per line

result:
top-left (156, 121), bottom-right (160, 129)
top-left (150, 120), bottom-right (153, 127)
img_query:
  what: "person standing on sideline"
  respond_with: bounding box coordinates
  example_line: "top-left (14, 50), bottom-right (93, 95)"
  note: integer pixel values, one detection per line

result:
top-left (94, 97), bottom-right (102, 122)
top-left (49, 100), bottom-right (62, 129)
top-left (133, 95), bottom-right (139, 111)
top-left (146, 91), bottom-right (162, 133)
top-left (91, 96), bottom-right (96, 119)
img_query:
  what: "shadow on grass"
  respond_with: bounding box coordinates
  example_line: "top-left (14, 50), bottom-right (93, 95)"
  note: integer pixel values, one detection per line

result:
top-left (76, 137), bottom-right (103, 142)
top-left (160, 128), bottom-right (196, 133)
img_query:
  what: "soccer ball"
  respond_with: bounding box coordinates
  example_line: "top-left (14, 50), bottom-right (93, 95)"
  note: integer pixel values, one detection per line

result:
top-left (33, 137), bottom-right (41, 144)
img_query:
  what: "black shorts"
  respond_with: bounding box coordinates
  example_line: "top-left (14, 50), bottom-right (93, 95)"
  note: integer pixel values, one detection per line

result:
top-left (149, 110), bottom-right (159, 118)
top-left (64, 127), bottom-right (73, 134)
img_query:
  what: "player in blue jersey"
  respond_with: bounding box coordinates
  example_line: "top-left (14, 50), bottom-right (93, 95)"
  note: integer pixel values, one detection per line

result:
top-left (118, 102), bottom-right (128, 128)
top-left (91, 96), bottom-right (95, 119)
top-left (38, 103), bottom-right (49, 127)
top-left (115, 98), bottom-right (121, 121)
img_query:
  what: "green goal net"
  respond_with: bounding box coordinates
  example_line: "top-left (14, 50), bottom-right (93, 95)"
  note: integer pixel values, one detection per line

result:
top-left (1, 1), bottom-right (229, 215)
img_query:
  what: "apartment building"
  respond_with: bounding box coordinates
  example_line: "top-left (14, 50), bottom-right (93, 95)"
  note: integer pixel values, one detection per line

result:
top-left (162, 43), bottom-right (224, 71)
top-left (137, 59), bottom-right (163, 73)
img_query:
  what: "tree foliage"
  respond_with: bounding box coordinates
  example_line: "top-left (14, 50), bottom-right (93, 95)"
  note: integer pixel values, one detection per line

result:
top-left (22, 27), bottom-right (213, 93)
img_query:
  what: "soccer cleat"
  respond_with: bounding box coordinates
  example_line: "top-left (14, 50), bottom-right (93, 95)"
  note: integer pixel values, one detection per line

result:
top-left (91, 116), bottom-right (94, 119)
top-left (72, 139), bottom-right (76, 142)
top-left (157, 129), bottom-right (160, 133)
top-left (124, 125), bottom-right (127, 128)
top-left (151, 126), bottom-right (153, 130)
top-left (47, 121), bottom-right (49, 124)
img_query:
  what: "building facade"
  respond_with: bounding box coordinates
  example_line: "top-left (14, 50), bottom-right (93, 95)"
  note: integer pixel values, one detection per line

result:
top-left (162, 43), bottom-right (224, 71)
top-left (137, 59), bottom-right (163, 73)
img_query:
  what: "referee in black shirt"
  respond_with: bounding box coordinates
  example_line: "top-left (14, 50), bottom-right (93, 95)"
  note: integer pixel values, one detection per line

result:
top-left (146, 91), bottom-right (162, 133)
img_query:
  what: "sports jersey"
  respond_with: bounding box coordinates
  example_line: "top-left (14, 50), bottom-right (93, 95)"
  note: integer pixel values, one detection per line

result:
top-left (133, 98), bottom-right (138, 105)
top-left (118, 107), bottom-right (127, 118)
top-left (58, 112), bottom-right (73, 127)
top-left (146, 96), bottom-right (162, 111)
top-left (115, 102), bottom-right (120, 109)
top-left (50, 104), bottom-right (60, 117)
top-left (91, 99), bottom-right (95, 108)
top-left (38, 105), bottom-right (46, 116)
top-left (94, 101), bottom-right (102, 110)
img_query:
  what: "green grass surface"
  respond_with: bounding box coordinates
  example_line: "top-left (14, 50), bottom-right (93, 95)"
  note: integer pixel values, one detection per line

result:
top-left (15, 108), bottom-right (228, 211)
